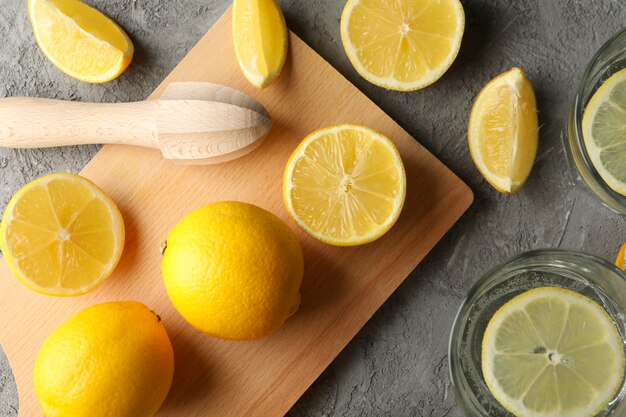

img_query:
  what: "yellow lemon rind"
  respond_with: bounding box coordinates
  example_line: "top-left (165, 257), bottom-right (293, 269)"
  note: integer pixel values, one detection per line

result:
top-left (34, 301), bottom-right (174, 417)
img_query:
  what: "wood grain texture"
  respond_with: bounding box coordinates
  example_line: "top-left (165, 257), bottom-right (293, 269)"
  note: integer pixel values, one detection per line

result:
top-left (0, 83), bottom-right (271, 164)
top-left (0, 7), bottom-right (472, 417)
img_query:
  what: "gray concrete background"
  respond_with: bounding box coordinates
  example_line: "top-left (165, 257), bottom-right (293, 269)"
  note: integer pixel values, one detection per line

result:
top-left (0, 0), bottom-right (625, 416)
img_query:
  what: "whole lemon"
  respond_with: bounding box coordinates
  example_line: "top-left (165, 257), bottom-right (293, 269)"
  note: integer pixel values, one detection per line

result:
top-left (34, 302), bottom-right (174, 417)
top-left (162, 201), bottom-right (303, 340)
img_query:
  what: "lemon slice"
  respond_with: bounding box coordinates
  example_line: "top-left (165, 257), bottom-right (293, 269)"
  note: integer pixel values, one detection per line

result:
top-left (232, 0), bottom-right (288, 89)
top-left (283, 125), bottom-right (405, 246)
top-left (0, 173), bottom-right (125, 296)
top-left (482, 287), bottom-right (625, 417)
top-left (468, 67), bottom-right (539, 193)
top-left (616, 242), bottom-right (626, 271)
top-left (582, 68), bottom-right (626, 196)
top-left (28, 0), bottom-right (133, 83)
top-left (340, 0), bottom-right (464, 91)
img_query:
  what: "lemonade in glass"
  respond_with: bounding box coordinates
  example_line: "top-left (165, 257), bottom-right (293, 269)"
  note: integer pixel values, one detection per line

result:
top-left (449, 250), bottom-right (626, 417)
top-left (565, 28), bottom-right (626, 213)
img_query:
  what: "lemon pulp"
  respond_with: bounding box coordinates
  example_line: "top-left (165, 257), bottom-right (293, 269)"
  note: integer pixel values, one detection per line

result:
top-left (284, 124), bottom-right (405, 246)
top-left (340, 0), bottom-right (464, 91)
top-left (482, 287), bottom-right (625, 417)
top-left (0, 173), bottom-right (125, 296)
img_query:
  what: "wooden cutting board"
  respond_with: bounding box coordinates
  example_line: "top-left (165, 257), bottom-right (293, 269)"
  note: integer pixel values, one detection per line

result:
top-left (0, 7), bottom-right (472, 417)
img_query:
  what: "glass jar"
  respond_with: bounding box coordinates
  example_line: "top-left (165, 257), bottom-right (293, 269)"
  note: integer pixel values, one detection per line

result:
top-left (564, 27), bottom-right (626, 213)
top-left (449, 249), bottom-right (626, 416)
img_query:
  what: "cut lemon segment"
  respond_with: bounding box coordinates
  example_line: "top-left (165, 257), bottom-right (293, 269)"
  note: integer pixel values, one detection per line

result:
top-left (582, 68), bottom-right (626, 196)
top-left (482, 287), bottom-right (625, 417)
top-left (232, 0), bottom-right (288, 89)
top-left (28, 0), bottom-right (133, 83)
top-left (616, 242), bottom-right (626, 271)
top-left (283, 125), bottom-right (406, 246)
top-left (0, 173), bottom-right (125, 296)
top-left (340, 0), bottom-right (464, 91)
top-left (468, 67), bottom-right (539, 193)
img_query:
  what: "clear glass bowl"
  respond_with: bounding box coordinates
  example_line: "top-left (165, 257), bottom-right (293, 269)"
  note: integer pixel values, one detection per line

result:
top-left (449, 249), bottom-right (626, 416)
top-left (564, 28), bottom-right (626, 214)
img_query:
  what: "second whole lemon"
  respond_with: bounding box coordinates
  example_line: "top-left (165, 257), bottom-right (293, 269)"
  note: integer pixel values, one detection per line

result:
top-left (161, 201), bottom-right (304, 340)
top-left (34, 301), bottom-right (174, 417)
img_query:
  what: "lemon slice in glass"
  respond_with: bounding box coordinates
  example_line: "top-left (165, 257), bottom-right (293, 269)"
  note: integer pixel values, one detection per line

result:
top-left (283, 125), bottom-right (406, 246)
top-left (340, 0), bottom-right (464, 91)
top-left (0, 173), bottom-right (125, 296)
top-left (582, 68), bottom-right (626, 196)
top-left (482, 287), bottom-right (625, 417)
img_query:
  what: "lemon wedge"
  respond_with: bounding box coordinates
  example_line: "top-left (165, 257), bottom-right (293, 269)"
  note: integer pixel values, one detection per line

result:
top-left (232, 0), bottom-right (288, 89)
top-left (468, 67), bottom-right (539, 193)
top-left (482, 287), bottom-right (625, 417)
top-left (0, 173), bottom-right (125, 296)
top-left (28, 0), bottom-right (133, 83)
top-left (283, 125), bottom-right (405, 246)
top-left (340, 0), bottom-right (464, 91)
top-left (616, 242), bottom-right (626, 271)
top-left (582, 68), bottom-right (626, 196)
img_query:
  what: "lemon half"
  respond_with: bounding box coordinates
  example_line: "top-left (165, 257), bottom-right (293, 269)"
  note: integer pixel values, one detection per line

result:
top-left (340, 0), bottom-right (464, 91)
top-left (0, 173), bottom-right (125, 296)
top-left (482, 287), bottom-right (625, 417)
top-left (162, 201), bottom-right (303, 340)
top-left (284, 125), bottom-right (405, 246)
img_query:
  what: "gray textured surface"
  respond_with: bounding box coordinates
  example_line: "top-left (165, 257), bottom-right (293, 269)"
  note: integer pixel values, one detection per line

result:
top-left (0, 0), bottom-right (625, 416)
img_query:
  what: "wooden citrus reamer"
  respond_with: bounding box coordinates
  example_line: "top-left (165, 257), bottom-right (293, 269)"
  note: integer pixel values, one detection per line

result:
top-left (0, 82), bottom-right (272, 164)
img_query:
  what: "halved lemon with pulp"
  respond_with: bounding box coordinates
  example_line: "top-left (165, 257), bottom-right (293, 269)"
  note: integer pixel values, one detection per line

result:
top-left (482, 287), bottom-right (625, 417)
top-left (283, 125), bottom-right (406, 246)
top-left (232, 0), bottom-right (288, 89)
top-left (468, 67), bottom-right (539, 193)
top-left (28, 0), bottom-right (134, 83)
top-left (0, 173), bottom-right (125, 296)
top-left (340, 0), bottom-right (465, 91)
top-left (582, 67), bottom-right (626, 196)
